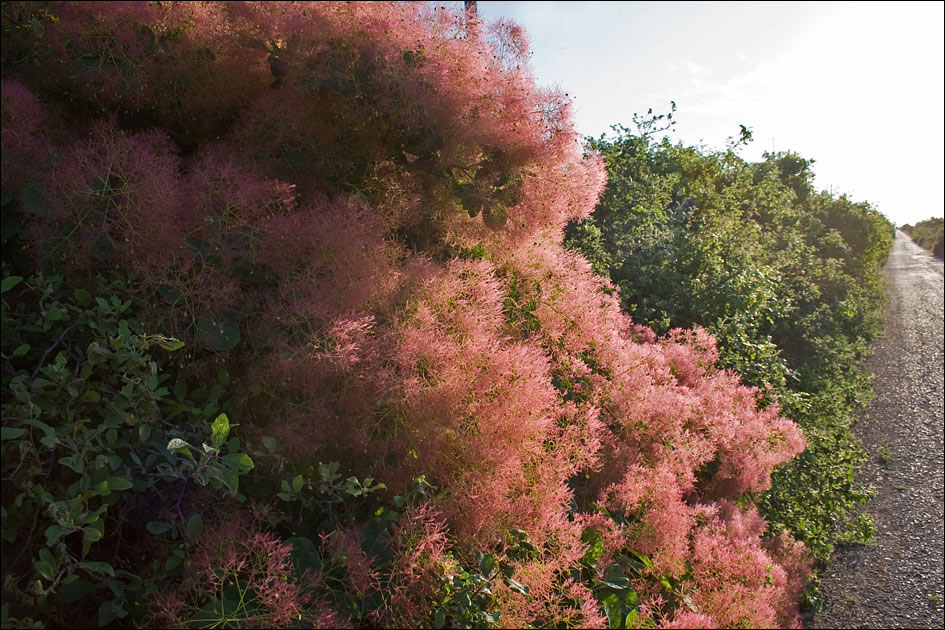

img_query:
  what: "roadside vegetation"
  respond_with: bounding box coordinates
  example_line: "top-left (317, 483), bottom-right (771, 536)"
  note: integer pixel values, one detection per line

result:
top-left (1, 2), bottom-right (890, 627)
top-left (900, 217), bottom-right (944, 259)
top-left (566, 120), bottom-right (893, 607)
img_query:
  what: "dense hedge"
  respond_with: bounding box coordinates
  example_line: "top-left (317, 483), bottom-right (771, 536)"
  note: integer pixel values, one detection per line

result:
top-left (901, 217), bottom-right (944, 259)
top-left (566, 126), bottom-right (894, 607)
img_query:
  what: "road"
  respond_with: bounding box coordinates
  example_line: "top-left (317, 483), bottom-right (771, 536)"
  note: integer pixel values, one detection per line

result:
top-left (811, 230), bottom-right (944, 628)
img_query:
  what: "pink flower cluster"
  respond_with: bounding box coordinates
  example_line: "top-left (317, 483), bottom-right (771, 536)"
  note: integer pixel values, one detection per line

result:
top-left (5, 3), bottom-right (813, 627)
top-left (146, 512), bottom-right (343, 628)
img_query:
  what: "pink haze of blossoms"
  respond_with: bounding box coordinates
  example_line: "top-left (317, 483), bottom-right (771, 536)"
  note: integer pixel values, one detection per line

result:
top-left (2, 2), bottom-right (811, 627)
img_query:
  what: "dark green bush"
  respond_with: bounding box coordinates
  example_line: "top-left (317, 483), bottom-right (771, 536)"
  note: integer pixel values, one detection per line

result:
top-left (0, 269), bottom-right (260, 627)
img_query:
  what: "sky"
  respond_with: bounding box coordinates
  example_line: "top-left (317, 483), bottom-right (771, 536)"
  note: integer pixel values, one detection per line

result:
top-left (471, 1), bottom-right (945, 227)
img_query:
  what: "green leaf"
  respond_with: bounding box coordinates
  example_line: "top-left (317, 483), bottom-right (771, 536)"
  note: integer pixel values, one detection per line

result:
top-left (603, 563), bottom-right (629, 587)
top-left (146, 521), bottom-right (171, 535)
top-left (98, 598), bottom-right (126, 627)
top-left (35, 558), bottom-right (56, 581)
top-left (11, 343), bottom-right (30, 357)
top-left (212, 468), bottom-right (240, 495)
top-left (39, 548), bottom-right (56, 566)
top-left (157, 337), bottom-right (185, 352)
top-left (35, 548), bottom-right (58, 581)
top-left (318, 462), bottom-right (337, 480)
top-left (630, 549), bottom-right (655, 571)
top-left (190, 602), bottom-right (222, 627)
top-left (287, 536), bottom-right (322, 575)
top-left (165, 553), bottom-right (183, 572)
top-left (23, 418), bottom-right (58, 448)
top-left (167, 438), bottom-right (194, 460)
top-left (1, 276), bottom-right (23, 294)
top-left (292, 474), bottom-right (304, 493)
top-left (262, 436), bottom-right (276, 451)
top-left (625, 608), bottom-right (638, 628)
top-left (83, 524), bottom-right (104, 543)
top-left (185, 513), bottom-right (204, 537)
top-left (210, 413), bottom-right (230, 447)
top-left (434, 608), bottom-right (446, 629)
top-left (56, 579), bottom-right (97, 603)
top-left (344, 476), bottom-right (362, 495)
top-left (602, 592), bottom-right (622, 629)
top-left (80, 561), bottom-right (115, 577)
top-left (581, 527), bottom-right (604, 566)
top-left (1, 427), bottom-right (26, 441)
top-left (106, 476), bottom-right (133, 491)
top-left (597, 576), bottom-right (630, 591)
top-left (45, 524), bottom-right (71, 546)
top-left (80, 390), bottom-right (101, 403)
top-left (73, 288), bottom-right (92, 306)
top-left (221, 452), bottom-right (253, 472)
top-left (58, 454), bottom-right (84, 474)
top-left (173, 378), bottom-right (187, 402)
top-left (479, 552), bottom-right (496, 577)
top-left (505, 577), bottom-right (529, 596)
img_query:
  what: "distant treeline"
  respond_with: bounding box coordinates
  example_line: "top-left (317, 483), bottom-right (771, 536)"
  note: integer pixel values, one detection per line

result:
top-left (901, 217), bottom-right (944, 259)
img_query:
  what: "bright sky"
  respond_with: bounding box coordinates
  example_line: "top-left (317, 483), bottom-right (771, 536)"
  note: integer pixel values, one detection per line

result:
top-left (473, 1), bottom-right (945, 227)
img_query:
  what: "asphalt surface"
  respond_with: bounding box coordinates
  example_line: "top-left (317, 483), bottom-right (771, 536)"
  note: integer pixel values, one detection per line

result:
top-left (811, 231), bottom-right (944, 629)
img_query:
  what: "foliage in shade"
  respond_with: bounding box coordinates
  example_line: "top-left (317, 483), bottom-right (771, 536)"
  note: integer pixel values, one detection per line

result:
top-left (0, 79), bottom-right (53, 194)
top-left (2, 2), bottom-right (815, 627)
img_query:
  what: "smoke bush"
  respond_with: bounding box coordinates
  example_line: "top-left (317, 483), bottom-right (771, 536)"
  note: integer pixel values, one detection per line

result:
top-left (1, 2), bottom-right (811, 626)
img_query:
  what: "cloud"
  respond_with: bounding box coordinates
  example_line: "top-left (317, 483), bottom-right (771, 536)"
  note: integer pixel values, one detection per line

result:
top-left (680, 59), bottom-right (710, 76)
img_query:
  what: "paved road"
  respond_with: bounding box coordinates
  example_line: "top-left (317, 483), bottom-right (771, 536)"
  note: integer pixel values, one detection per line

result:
top-left (811, 231), bottom-right (944, 628)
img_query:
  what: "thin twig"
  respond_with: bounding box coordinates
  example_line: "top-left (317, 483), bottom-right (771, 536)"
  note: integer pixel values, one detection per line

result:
top-left (31, 323), bottom-right (77, 381)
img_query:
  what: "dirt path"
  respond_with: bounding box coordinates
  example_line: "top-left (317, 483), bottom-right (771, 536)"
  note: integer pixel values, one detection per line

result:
top-left (811, 231), bottom-right (944, 628)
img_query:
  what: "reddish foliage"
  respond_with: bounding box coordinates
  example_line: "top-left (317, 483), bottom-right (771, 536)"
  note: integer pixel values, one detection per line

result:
top-left (381, 503), bottom-right (453, 627)
top-left (145, 511), bottom-right (338, 628)
top-left (4, 2), bottom-right (812, 627)
top-left (1, 80), bottom-right (52, 193)
top-left (34, 119), bottom-right (184, 271)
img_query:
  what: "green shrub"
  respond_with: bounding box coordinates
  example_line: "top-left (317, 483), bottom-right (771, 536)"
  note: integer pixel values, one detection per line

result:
top-left (0, 271), bottom-right (255, 627)
top-left (901, 217), bottom-right (944, 258)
